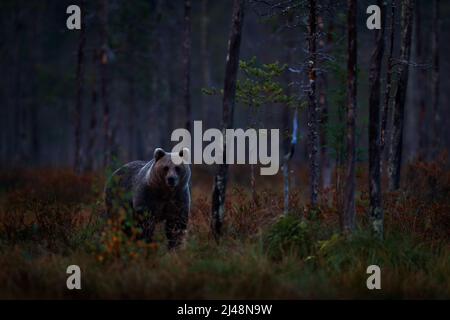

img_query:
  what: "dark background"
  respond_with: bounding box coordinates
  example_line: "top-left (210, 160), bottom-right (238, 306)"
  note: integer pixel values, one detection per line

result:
top-left (0, 0), bottom-right (448, 170)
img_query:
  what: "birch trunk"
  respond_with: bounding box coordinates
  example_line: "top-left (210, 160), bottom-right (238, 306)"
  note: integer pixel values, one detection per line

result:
top-left (381, 0), bottom-right (396, 164)
top-left (388, 0), bottom-right (414, 191)
top-left (283, 109), bottom-right (298, 215)
top-left (211, 0), bottom-right (245, 240)
top-left (319, 14), bottom-right (333, 191)
top-left (307, 0), bottom-right (319, 207)
top-left (342, 0), bottom-right (357, 233)
top-left (368, 0), bottom-right (385, 239)
top-left (282, 20), bottom-right (296, 215)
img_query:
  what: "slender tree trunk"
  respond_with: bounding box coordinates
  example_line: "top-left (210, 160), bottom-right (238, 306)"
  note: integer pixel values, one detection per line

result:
top-left (381, 0), bottom-right (396, 164)
top-left (84, 50), bottom-right (99, 172)
top-left (201, 0), bottom-right (212, 125)
top-left (414, 4), bottom-right (427, 160)
top-left (182, 0), bottom-right (192, 132)
top-left (30, 1), bottom-right (45, 166)
top-left (74, 0), bottom-right (86, 172)
top-left (307, 0), bottom-right (319, 207)
top-left (249, 107), bottom-right (259, 206)
top-left (164, 40), bottom-right (176, 150)
top-left (13, 4), bottom-right (25, 165)
top-left (127, 74), bottom-right (136, 162)
top-left (319, 14), bottom-right (333, 191)
top-left (388, 0), bottom-right (414, 191)
top-left (342, 0), bottom-right (357, 234)
top-left (100, 0), bottom-right (112, 168)
top-left (368, 0), bottom-right (385, 239)
top-left (335, 102), bottom-right (345, 214)
top-left (161, 3), bottom-right (176, 150)
top-left (283, 109), bottom-right (298, 215)
top-left (151, 11), bottom-right (164, 150)
top-left (282, 19), bottom-right (296, 215)
top-left (431, 0), bottom-right (440, 158)
top-left (125, 16), bottom-right (137, 161)
top-left (211, 0), bottom-right (245, 240)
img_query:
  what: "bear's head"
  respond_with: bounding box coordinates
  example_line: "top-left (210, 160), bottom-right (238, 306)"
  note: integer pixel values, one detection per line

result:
top-left (149, 147), bottom-right (191, 190)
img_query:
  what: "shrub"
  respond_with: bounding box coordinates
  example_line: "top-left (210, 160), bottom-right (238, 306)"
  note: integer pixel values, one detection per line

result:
top-left (0, 169), bottom-right (99, 250)
top-left (264, 214), bottom-right (319, 260)
top-left (95, 210), bottom-right (159, 263)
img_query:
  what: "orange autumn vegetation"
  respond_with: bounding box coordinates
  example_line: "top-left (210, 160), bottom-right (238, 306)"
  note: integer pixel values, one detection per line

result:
top-left (0, 156), bottom-right (448, 298)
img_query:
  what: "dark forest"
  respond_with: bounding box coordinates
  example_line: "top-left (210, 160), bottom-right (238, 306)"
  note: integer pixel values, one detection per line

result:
top-left (0, 0), bottom-right (449, 299)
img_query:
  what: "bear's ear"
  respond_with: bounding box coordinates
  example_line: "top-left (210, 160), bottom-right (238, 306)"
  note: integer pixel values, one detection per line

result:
top-left (153, 148), bottom-right (166, 162)
top-left (179, 148), bottom-right (190, 163)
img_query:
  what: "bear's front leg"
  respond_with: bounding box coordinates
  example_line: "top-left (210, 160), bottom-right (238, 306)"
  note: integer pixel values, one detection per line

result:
top-left (165, 214), bottom-right (188, 250)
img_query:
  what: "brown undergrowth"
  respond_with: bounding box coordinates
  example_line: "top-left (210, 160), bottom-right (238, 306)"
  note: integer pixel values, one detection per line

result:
top-left (0, 160), bottom-right (448, 299)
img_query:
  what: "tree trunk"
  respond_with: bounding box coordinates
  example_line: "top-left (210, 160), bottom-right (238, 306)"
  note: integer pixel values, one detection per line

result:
top-left (30, 1), bottom-right (45, 166)
top-left (388, 0), bottom-right (414, 191)
top-left (84, 50), bottom-right (99, 172)
top-left (307, 0), bottom-right (319, 208)
top-left (368, 0), bottom-right (385, 239)
top-left (342, 0), bottom-right (357, 234)
top-left (431, 0), bottom-right (440, 158)
top-left (12, 4), bottom-right (25, 166)
top-left (127, 74), bottom-right (136, 162)
top-left (201, 0), bottom-right (212, 125)
top-left (319, 13), bottom-right (333, 191)
top-left (282, 17), bottom-right (296, 215)
top-left (414, 3), bottom-right (427, 160)
top-left (211, 0), bottom-right (245, 240)
top-left (74, 0), bottom-right (86, 173)
top-left (381, 0), bottom-right (396, 164)
top-left (126, 20), bottom-right (136, 162)
top-left (182, 0), bottom-right (192, 132)
top-left (283, 109), bottom-right (298, 215)
top-left (100, 0), bottom-right (112, 168)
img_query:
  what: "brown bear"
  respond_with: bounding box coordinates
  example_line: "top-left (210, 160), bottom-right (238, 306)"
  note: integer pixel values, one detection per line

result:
top-left (104, 147), bottom-right (191, 249)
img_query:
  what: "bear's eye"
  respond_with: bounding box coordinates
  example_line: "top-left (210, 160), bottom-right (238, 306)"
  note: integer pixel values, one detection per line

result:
top-left (163, 166), bottom-right (169, 172)
top-left (175, 166), bottom-right (181, 174)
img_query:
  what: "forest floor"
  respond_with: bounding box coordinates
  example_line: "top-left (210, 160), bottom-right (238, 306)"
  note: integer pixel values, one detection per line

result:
top-left (0, 157), bottom-right (449, 299)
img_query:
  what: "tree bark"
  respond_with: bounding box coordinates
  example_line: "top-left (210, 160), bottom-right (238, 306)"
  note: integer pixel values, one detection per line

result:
top-left (283, 109), bottom-right (298, 215)
top-left (127, 73), bottom-right (136, 162)
top-left (282, 14), bottom-right (296, 215)
top-left (84, 50), bottom-right (99, 172)
top-left (368, 0), bottom-right (385, 239)
top-left (125, 24), bottom-right (136, 162)
top-left (431, 0), bottom-right (440, 158)
top-left (342, 0), bottom-right (357, 233)
top-left (182, 0), bottom-right (192, 132)
top-left (30, 1), bottom-right (45, 166)
top-left (201, 0), bottom-right (212, 125)
top-left (388, 0), bottom-right (414, 191)
top-left (307, 0), bottom-right (319, 208)
top-left (211, 0), bottom-right (245, 240)
top-left (74, 0), bottom-right (86, 173)
top-left (100, 0), bottom-right (112, 168)
top-left (381, 0), bottom-right (396, 163)
top-left (319, 13), bottom-right (333, 191)
top-left (414, 3), bottom-right (427, 160)
top-left (12, 4), bottom-right (25, 166)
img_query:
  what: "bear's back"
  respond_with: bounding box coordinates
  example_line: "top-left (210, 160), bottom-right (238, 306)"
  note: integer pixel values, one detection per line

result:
top-left (104, 160), bottom-right (151, 215)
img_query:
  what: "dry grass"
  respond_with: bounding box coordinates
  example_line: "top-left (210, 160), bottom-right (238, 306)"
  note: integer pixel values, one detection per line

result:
top-left (0, 160), bottom-right (449, 299)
